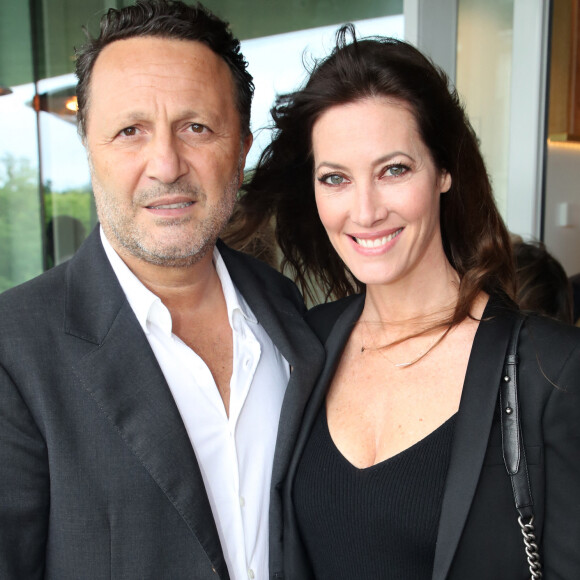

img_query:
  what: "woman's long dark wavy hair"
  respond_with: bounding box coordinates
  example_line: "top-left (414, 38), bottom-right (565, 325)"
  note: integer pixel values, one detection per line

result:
top-left (231, 25), bottom-right (515, 324)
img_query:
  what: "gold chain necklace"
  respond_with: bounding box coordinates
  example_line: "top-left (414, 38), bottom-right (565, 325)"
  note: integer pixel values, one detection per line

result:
top-left (359, 321), bottom-right (443, 367)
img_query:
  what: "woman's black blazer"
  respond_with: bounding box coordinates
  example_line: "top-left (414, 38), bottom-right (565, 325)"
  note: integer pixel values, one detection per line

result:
top-left (281, 294), bottom-right (580, 579)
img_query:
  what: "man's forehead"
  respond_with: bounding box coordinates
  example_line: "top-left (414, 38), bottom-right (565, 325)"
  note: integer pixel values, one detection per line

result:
top-left (86, 36), bottom-right (238, 117)
top-left (94, 36), bottom-right (228, 76)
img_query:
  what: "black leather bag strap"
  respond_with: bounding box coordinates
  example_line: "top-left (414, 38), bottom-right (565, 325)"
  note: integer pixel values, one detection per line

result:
top-left (500, 313), bottom-right (533, 516)
top-left (499, 312), bottom-right (543, 579)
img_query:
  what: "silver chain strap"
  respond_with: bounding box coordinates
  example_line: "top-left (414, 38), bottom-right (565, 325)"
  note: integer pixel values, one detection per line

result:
top-left (502, 314), bottom-right (543, 580)
top-left (518, 515), bottom-right (543, 579)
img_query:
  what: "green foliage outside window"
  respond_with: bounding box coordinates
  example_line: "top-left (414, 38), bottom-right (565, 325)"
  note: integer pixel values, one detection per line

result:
top-left (0, 153), bottom-right (95, 291)
top-left (0, 154), bottom-right (43, 292)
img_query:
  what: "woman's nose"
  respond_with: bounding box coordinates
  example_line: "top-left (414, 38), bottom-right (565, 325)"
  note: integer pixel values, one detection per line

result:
top-left (351, 182), bottom-right (389, 227)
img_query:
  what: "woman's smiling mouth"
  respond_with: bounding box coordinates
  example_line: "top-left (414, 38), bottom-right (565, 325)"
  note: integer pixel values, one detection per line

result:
top-left (352, 228), bottom-right (403, 248)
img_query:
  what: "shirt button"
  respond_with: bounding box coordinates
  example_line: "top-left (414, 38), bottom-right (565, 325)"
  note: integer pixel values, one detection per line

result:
top-left (239, 496), bottom-right (245, 507)
top-left (247, 569), bottom-right (255, 579)
top-left (244, 358), bottom-right (251, 368)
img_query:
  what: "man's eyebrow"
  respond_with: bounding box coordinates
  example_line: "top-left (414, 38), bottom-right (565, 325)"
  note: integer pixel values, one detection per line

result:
top-left (112, 111), bottom-right (149, 125)
top-left (114, 109), bottom-right (210, 124)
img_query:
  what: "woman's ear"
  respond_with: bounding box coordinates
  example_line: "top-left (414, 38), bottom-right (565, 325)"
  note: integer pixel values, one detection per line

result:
top-left (439, 170), bottom-right (452, 194)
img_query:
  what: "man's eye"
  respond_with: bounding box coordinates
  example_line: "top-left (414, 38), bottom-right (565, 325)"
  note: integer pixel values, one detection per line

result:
top-left (189, 123), bottom-right (206, 133)
top-left (119, 127), bottom-right (138, 137)
top-left (320, 174), bottom-right (345, 186)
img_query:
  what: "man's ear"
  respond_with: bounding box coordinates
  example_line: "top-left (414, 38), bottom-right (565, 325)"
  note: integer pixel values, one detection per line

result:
top-left (243, 132), bottom-right (253, 157)
top-left (238, 132), bottom-right (253, 187)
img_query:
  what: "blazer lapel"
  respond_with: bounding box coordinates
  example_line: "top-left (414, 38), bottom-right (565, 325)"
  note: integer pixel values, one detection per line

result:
top-left (287, 295), bottom-right (365, 491)
top-left (279, 296), bottom-right (363, 579)
top-left (64, 228), bottom-right (229, 578)
top-left (432, 296), bottom-right (519, 580)
top-left (217, 243), bottom-right (326, 487)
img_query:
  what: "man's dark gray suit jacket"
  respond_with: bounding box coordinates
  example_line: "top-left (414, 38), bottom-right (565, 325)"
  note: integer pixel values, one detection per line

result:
top-left (0, 226), bottom-right (324, 580)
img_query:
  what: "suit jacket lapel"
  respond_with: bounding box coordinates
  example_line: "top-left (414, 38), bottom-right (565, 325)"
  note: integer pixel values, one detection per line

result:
top-left (432, 296), bottom-right (518, 580)
top-left (280, 295), bottom-right (363, 578)
top-left (287, 295), bottom-right (364, 492)
top-left (65, 228), bottom-right (229, 578)
top-left (217, 242), bottom-right (326, 488)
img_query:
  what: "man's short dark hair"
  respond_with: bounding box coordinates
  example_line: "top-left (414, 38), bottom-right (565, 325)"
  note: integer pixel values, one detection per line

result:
top-left (75, 0), bottom-right (254, 139)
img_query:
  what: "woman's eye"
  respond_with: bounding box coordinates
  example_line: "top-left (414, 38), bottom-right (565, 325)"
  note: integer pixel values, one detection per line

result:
top-left (320, 174), bottom-right (346, 186)
top-left (386, 164), bottom-right (408, 177)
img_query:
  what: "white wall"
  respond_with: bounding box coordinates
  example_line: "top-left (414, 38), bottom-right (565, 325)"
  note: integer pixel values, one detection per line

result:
top-left (456, 0), bottom-right (513, 217)
top-left (543, 142), bottom-right (580, 275)
top-left (404, 0), bottom-right (457, 82)
top-left (505, 0), bottom-right (551, 240)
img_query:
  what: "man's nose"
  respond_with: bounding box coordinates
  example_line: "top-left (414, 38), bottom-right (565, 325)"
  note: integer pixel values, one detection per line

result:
top-left (145, 130), bottom-right (188, 184)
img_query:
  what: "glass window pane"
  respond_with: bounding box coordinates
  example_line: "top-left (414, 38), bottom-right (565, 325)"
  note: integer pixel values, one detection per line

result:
top-left (456, 0), bottom-right (515, 218)
top-left (206, 0), bottom-right (404, 166)
top-left (33, 0), bottom-right (103, 268)
top-left (205, 0), bottom-right (402, 39)
top-left (243, 15), bottom-right (405, 167)
top-left (0, 0), bottom-right (43, 291)
top-left (36, 73), bottom-right (95, 267)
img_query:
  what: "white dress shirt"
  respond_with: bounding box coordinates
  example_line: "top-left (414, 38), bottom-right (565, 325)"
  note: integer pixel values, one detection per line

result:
top-left (101, 229), bottom-right (290, 580)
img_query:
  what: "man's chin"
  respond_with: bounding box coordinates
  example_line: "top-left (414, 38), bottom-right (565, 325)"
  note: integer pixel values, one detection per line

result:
top-left (129, 240), bottom-right (215, 269)
top-left (144, 253), bottom-right (206, 268)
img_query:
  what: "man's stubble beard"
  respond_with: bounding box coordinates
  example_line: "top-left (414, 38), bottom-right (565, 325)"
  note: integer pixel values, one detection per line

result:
top-left (90, 167), bottom-right (241, 269)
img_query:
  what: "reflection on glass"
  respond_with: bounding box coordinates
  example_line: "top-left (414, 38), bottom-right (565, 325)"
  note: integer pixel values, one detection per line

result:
top-left (456, 0), bottom-right (514, 218)
top-left (36, 74), bottom-right (96, 267)
top-left (0, 83), bottom-right (43, 292)
top-left (242, 15), bottom-right (404, 168)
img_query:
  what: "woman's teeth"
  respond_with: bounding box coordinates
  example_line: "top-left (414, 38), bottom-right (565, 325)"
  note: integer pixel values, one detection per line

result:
top-left (354, 228), bottom-right (402, 248)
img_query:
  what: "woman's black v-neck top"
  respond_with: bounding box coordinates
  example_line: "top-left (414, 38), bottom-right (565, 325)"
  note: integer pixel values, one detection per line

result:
top-left (293, 406), bottom-right (456, 580)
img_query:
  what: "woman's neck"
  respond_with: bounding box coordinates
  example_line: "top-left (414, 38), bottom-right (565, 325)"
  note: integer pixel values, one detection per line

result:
top-left (362, 257), bottom-right (460, 332)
